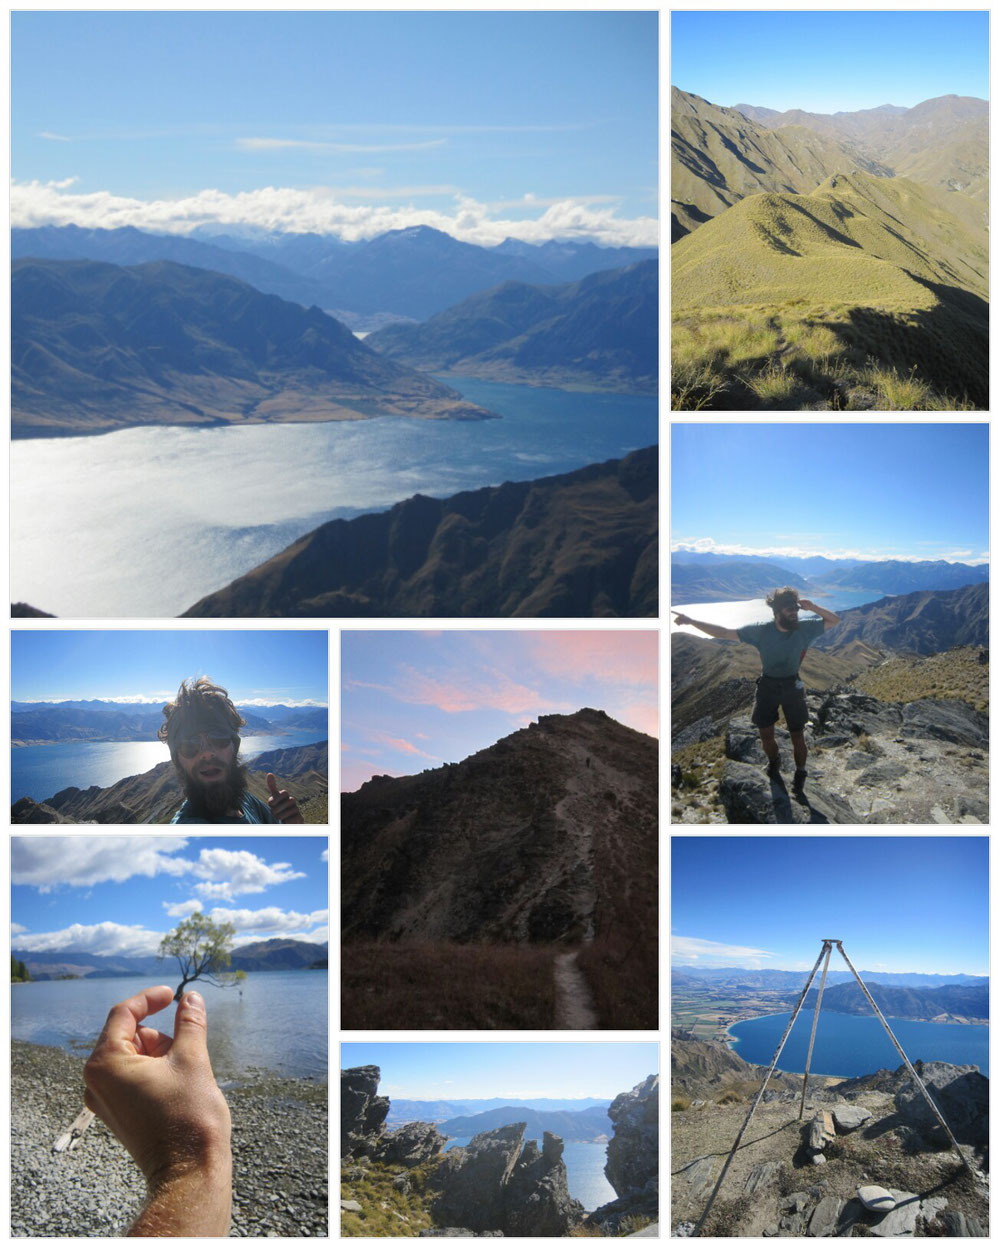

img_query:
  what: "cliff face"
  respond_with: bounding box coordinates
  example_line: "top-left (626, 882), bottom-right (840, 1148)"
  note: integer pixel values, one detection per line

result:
top-left (341, 708), bottom-right (657, 945)
top-left (181, 447), bottom-right (658, 618)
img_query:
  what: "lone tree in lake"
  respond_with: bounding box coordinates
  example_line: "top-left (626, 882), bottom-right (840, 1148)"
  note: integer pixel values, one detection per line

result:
top-left (159, 912), bottom-right (240, 1000)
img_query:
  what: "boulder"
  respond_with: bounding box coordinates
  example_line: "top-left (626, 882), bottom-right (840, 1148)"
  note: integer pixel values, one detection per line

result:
top-left (901, 699), bottom-right (988, 749)
top-left (505, 1132), bottom-right (585, 1236)
top-left (341, 1065), bottom-right (390, 1158)
top-left (806, 1111), bottom-right (835, 1152)
top-left (719, 759), bottom-right (858, 824)
top-left (893, 1062), bottom-right (988, 1152)
top-left (376, 1120), bottom-right (447, 1166)
top-left (807, 1196), bottom-right (843, 1237)
top-left (831, 1104), bottom-right (871, 1132)
top-left (857, 1186), bottom-right (895, 1212)
top-left (866, 1190), bottom-right (920, 1237)
top-left (605, 1074), bottom-right (659, 1197)
top-left (925, 1210), bottom-right (986, 1236)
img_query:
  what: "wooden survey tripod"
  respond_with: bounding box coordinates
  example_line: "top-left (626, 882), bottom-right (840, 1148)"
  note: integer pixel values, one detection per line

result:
top-left (694, 938), bottom-right (974, 1237)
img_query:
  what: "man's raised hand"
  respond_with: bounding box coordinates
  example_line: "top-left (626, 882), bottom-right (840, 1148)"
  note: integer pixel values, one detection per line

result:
top-left (266, 772), bottom-right (305, 823)
top-left (672, 611), bottom-right (694, 626)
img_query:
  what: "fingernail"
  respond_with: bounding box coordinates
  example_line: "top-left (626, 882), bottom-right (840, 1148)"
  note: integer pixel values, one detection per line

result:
top-left (185, 991), bottom-right (204, 1007)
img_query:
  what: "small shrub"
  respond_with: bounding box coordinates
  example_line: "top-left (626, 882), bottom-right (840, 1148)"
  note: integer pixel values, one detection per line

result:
top-left (673, 1095), bottom-right (691, 1112)
top-left (716, 1089), bottom-right (743, 1105)
top-left (742, 363), bottom-right (800, 405)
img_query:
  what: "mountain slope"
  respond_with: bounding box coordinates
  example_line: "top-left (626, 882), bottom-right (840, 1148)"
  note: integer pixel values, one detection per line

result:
top-left (12, 258), bottom-right (493, 436)
top-left (671, 87), bottom-right (888, 240)
top-left (181, 447), bottom-right (658, 618)
top-left (735, 94), bottom-right (988, 200)
top-left (801, 981), bottom-right (988, 1022)
top-left (671, 560), bottom-right (808, 602)
top-left (341, 708), bottom-right (657, 945)
top-left (366, 262), bottom-right (657, 394)
top-left (672, 171), bottom-right (988, 409)
top-left (810, 583), bottom-right (988, 654)
top-left (438, 1105), bottom-right (612, 1142)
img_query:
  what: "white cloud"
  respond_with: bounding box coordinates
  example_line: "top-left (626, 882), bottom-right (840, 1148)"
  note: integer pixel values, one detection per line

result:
top-left (186, 848), bottom-right (305, 900)
top-left (10, 178), bottom-right (658, 247)
top-left (14, 921), bottom-right (166, 957)
top-left (11, 922), bottom-right (28, 935)
top-left (672, 935), bottom-right (778, 969)
top-left (12, 836), bottom-right (190, 891)
top-left (237, 698), bottom-right (328, 708)
top-left (197, 905), bottom-right (329, 935)
top-left (321, 848), bottom-right (329, 862)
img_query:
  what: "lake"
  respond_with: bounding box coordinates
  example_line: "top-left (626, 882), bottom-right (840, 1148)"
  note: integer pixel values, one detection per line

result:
top-left (443, 1135), bottom-right (616, 1212)
top-left (728, 1011), bottom-right (989, 1078)
top-left (670, 589), bottom-right (888, 636)
top-left (11, 729), bottom-right (327, 804)
top-left (11, 970), bottom-right (327, 1080)
top-left (11, 379), bottom-right (658, 617)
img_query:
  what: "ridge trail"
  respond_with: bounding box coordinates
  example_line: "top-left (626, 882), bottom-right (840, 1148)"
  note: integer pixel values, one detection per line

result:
top-left (553, 950), bottom-right (599, 1029)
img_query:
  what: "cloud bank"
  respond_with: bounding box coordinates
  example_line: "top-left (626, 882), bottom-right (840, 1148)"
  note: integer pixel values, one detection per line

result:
top-left (11, 178), bottom-right (658, 247)
top-left (672, 537), bottom-right (989, 565)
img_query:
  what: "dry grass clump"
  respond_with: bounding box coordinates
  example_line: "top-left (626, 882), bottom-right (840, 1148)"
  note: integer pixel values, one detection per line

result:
top-left (341, 940), bottom-right (560, 1029)
top-left (577, 932), bottom-right (658, 1030)
top-left (341, 1159), bottom-right (439, 1237)
top-left (853, 647), bottom-right (988, 712)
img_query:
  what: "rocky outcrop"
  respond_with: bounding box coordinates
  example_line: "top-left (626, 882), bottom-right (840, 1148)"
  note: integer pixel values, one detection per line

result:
top-left (376, 1120), bottom-right (447, 1167)
top-left (341, 1065), bottom-right (391, 1158)
top-left (718, 689), bottom-right (988, 824)
top-left (182, 447), bottom-right (658, 618)
top-left (432, 1124), bottom-right (583, 1236)
top-left (586, 1075), bottom-right (659, 1233)
top-left (893, 1062), bottom-right (988, 1156)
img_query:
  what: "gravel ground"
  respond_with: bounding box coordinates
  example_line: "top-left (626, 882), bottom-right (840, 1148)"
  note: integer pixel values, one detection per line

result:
top-left (12, 1040), bottom-right (328, 1238)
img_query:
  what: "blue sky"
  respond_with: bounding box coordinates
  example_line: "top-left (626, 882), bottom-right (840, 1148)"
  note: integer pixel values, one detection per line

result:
top-left (671, 423), bottom-right (989, 563)
top-left (12, 10), bottom-right (658, 245)
top-left (340, 629), bottom-right (658, 791)
top-left (340, 1042), bottom-right (659, 1101)
top-left (672, 837), bottom-right (988, 975)
top-left (11, 630), bottom-right (328, 706)
top-left (671, 10), bottom-right (988, 113)
top-left (11, 834), bottom-right (329, 956)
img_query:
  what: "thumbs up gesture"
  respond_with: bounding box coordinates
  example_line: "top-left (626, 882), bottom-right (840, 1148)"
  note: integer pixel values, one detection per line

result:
top-left (266, 773), bottom-right (305, 824)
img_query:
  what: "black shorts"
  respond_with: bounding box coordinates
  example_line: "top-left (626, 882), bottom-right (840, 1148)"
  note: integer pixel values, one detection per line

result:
top-left (752, 674), bottom-right (809, 733)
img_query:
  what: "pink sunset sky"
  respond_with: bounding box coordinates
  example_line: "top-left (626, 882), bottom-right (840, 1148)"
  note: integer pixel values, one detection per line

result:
top-left (340, 629), bottom-right (658, 791)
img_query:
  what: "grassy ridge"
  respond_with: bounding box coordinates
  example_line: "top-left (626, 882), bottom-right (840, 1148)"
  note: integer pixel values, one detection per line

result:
top-left (671, 172), bottom-right (987, 410)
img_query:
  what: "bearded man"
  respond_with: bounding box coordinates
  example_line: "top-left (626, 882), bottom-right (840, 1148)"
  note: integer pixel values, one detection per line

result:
top-left (159, 677), bottom-right (303, 824)
top-left (672, 587), bottom-right (840, 797)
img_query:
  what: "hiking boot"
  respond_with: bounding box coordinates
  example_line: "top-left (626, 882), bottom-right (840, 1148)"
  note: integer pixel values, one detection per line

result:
top-left (765, 755), bottom-right (782, 780)
top-left (793, 769), bottom-right (808, 799)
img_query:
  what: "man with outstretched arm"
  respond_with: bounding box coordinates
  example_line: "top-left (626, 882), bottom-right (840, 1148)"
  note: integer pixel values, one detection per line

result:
top-left (673, 586), bottom-right (840, 798)
top-left (83, 985), bottom-right (232, 1236)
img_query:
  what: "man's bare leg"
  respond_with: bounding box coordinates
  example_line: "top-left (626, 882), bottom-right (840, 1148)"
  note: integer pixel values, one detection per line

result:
top-left (789, 731), bottom-right (807, 771)
top-left (758, 726), bottom-right (781, 775)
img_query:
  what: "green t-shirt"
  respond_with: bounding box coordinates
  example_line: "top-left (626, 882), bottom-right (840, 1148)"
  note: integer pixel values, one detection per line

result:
top-left (736, 617), bottom-right (825, 678)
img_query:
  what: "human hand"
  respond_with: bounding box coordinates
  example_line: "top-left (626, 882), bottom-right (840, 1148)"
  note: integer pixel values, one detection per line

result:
top-left (797, 598), bottom-right (814, 612)
top-left (672, 612), bottom-right (693, 626)
top-left (84, 985), bottom-right (231, 1185)
top-left (266, 772), bottom-right (305, 823)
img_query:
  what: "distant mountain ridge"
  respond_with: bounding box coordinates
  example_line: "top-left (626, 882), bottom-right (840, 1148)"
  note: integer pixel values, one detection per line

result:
top-left (674, 967), bottom-right (987, 989)
top-left (800, 980), bottom-right (988, 1022)
top-left (12, 700), bottom-right (328, 744)
top-left (12, 257), bottom-right (493, 436)
top-left (385, 1097), bottom-right (610, 1126)
top-left (12, 938), bottom-right (328, 981)
top-left (437, 1105), bottom-right (612, 1142)
top-left (366, 261), bottom-right (657, 394)
top-left (810, 583), bottom-right (988, 655)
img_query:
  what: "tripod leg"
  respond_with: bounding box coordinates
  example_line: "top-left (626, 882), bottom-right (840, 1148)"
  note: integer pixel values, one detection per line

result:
top-left (799, 941), bottom-right (832, 1119)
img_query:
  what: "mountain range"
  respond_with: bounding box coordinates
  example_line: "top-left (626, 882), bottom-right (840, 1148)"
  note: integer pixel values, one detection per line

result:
top-left (11, 700), bottom-right (328, 744)
top-left (181, 447), bottom-right (657, 618)
top-left (384, 1097), bottom-right (609, 1126)
top-left (11, 741), bottom-right (328, 823)
top-left (366, 261), bottom-right (657, 394)
top-left (13, 258), bottom-right (493, 437)
top-left (673, 967), bottom-right (987, 989)
top-left (435, 1105), bottom-right (612, 1143)
top-left (671, 87), bottom-right (989, 410)
top-left (14, 222), bottom-right (655, 324)
top-left (12, 937), bottom-right (328, 982)
top-left (671, 556), bottom-right (988, 604)
top-left (799, 980), bottom-right (988, 1022)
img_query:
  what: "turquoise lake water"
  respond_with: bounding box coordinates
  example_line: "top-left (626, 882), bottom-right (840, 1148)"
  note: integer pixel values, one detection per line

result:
top-left (12, 729), bottom-right (326, 804)
top-left (11, 970), bottom-right (327, 1080)
top-left (11, 379), bottom-right (658, 617)
top-left (728, 1010), bottom-right (988, 1077)
top-left (443, 1135), bottom-right (616, 1211)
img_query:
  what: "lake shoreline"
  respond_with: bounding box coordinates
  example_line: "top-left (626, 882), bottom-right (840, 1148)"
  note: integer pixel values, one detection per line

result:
top-left (12, 1038), bottom-right (328, 1238)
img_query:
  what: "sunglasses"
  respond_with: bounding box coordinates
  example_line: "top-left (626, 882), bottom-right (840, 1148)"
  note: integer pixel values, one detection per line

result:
top-left (177, 732), bottom-right (236, 759)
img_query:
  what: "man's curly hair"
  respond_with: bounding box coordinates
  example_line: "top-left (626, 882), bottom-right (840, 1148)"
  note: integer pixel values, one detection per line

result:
top-left (766, 586), bottom-right (800, 613)
top-left (158, 677), bottom-right (246, 756)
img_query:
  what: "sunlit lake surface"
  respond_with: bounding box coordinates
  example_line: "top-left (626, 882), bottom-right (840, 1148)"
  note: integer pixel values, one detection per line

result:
top-left (11, 729), bottom-right (326, 804)
top-left (670, 589), bottom-right (887, 637)
top-left (11, 970), bottom-right (327, 1080)
top-left (729, 1011), bottom-right (988, 1077)
top-left (444, 1135), bottom-right (616, 1211)
top-left (11, 379), bottom-right (657, 617)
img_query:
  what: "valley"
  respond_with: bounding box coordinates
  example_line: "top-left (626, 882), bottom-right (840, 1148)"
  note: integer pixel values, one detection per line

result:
top-left (671, 86), bottom-right (988, 410)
